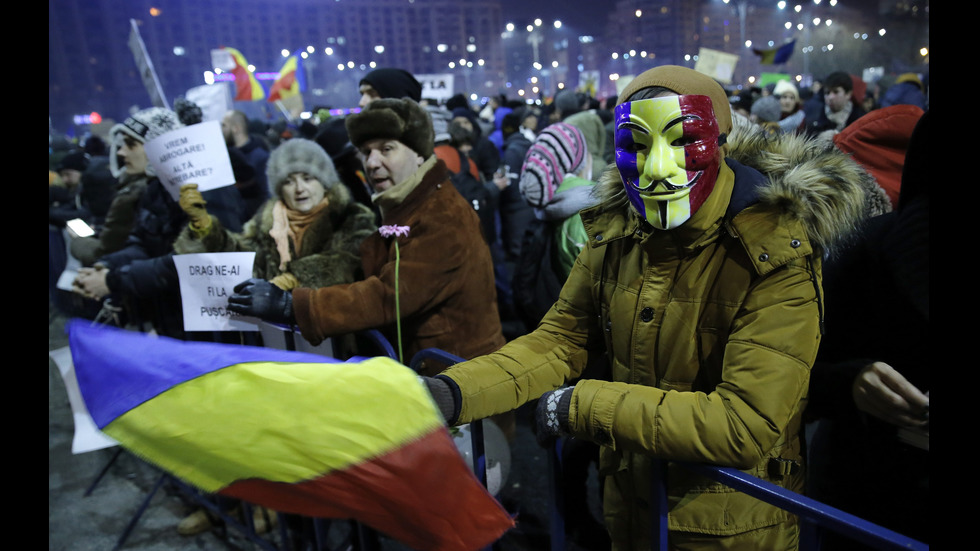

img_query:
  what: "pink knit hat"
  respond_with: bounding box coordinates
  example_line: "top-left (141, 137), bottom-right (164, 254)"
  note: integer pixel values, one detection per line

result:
top-left (519, 122), bottom-right (587, 208)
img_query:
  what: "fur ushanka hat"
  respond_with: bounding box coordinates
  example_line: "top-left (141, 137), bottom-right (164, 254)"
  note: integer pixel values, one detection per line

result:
top-left (618, 65), bottom-right (733, 143)
top-left (345, 98), bottom-right (435, 159)
top-left (266, 138), bottom-right (340, 198)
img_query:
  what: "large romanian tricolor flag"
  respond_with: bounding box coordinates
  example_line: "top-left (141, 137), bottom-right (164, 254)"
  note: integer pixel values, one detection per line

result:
top-left (268, 49), bottom-right (307, 103)
top-left (223, 46), bottom-right (266, 102)
top-left (67, 321), bottom-right (513, 551)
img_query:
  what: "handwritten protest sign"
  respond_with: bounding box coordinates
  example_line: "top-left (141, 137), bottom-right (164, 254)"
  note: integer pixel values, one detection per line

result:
top-left (174, 252), bottom-right (258, 332)
top-left (144, 120), bottom-right (236, 201)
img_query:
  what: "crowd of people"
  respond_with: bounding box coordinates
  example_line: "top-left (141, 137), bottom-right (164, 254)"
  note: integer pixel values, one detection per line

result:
top-left (49, 64), bottom-right (928, 551)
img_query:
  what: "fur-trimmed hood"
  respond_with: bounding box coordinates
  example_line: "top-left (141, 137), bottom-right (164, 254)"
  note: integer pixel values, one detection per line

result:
top-left (592, 121), bottom-right (890, 252)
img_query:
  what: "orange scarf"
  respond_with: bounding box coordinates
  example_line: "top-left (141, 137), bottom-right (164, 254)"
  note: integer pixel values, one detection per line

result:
top-left (269, 198), bottom-right (330, 271)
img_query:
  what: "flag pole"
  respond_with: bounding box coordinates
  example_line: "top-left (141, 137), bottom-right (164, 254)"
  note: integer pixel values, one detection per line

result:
top-left (275, 100), bottom-right (294, 123)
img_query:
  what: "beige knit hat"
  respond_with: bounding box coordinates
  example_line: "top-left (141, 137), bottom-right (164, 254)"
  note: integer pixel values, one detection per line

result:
top-left (617, 65), bottom-right (732, 137)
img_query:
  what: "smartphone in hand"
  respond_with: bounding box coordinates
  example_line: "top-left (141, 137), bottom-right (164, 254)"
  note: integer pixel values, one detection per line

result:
top-left (66, 218), bottom-right (95, 238)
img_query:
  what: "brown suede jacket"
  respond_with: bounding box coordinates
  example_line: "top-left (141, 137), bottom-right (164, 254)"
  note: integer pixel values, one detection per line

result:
top-left (292, 160), bottom-right (505, 374)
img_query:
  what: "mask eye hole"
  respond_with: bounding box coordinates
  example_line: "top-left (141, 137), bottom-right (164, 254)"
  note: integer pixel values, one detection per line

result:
top-left (671, 136), bottom-right (697, 147)
top-left (621, 142), bottom-right (647, 154)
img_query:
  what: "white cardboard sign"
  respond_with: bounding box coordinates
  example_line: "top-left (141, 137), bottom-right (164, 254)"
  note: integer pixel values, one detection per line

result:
top-left (50, 345), bottom-right (119, 454)
top-left (173, 252), bottom-right (258, 332)
top-left (416, 73), bottom-right (455, 103)
top-left (144, 120), bottom-right (236, 201)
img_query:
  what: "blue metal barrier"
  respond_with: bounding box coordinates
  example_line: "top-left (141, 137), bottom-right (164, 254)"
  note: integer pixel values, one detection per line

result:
top-left (409, 348), bottom-right (498, 551)
top-left (408, 349), bottom-right (488, 489)
top-left (647, 459), bottom-right (929, 551)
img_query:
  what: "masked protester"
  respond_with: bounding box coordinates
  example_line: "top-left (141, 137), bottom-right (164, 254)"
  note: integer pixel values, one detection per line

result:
top-left (420, 66), bottom-right (887, 550)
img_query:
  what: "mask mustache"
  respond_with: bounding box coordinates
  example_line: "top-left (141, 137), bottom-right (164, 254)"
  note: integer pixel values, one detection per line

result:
top-left (636, 173), bottom-right (700, 193)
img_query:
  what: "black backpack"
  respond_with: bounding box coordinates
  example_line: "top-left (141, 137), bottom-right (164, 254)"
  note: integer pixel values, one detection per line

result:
top-left (511, 218), bottom-right (565, 330)
top-left (448, 148), bottom-right (495, 243)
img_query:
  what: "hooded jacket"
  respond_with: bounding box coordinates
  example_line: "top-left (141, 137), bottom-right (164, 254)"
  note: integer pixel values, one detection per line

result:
top-left (440, 122), bottom-right (883, 550)
top-left (291, 159), bottom-right (506, 374)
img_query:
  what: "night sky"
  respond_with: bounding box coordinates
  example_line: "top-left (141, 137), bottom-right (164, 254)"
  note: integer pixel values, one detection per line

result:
top-left (497, 0), bottom-right (611, 36)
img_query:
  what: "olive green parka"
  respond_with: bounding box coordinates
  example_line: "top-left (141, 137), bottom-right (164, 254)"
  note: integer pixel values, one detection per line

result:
top-left (441, 120), bottom-right (888, 550)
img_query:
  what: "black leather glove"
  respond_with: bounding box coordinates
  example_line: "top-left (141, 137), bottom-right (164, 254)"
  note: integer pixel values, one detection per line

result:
top-left (227, 278), bottom-right (295, 325)
top-left (534, 386), bottom-right (574, 448)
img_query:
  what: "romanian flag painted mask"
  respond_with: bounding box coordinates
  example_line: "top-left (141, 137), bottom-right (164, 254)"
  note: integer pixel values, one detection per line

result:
top-left (614, 95), bottom-right (722, 230)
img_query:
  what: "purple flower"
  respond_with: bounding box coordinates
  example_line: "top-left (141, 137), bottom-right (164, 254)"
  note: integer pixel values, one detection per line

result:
top-left (379, 225), bottom-right (411, 238)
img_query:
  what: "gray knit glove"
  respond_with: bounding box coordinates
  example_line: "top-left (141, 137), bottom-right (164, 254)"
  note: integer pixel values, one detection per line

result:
top-left (534, 386), bottom-right (574, 448)
top-left (420, 375), bottom-right (459, 424)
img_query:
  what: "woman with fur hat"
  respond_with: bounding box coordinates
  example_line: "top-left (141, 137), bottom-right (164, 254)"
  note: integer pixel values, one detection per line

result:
top-left (422, 65), bottom-right (887, 550)
top-left (175, 138), bottom-right (377, 312)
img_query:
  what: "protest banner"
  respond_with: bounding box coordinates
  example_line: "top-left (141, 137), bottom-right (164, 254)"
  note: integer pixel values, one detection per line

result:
top-left (694, 47), bottom-right (739, 85)
top-left (143, 120), bottom-right (236, 201)
top-left (759, 72), bottom-right (793, 88)
top-left (416, 73), bottom-right (455, 103)
top-left (186, 83), bottom-right (233, 123)
top-left (579, 70), bottom-right (600, 98)
top-left (173, 252), bottom-right (257, 332)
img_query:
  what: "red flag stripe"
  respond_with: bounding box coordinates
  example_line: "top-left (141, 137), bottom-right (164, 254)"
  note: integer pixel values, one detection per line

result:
top-left (221, 428), bottom-right (514, 551)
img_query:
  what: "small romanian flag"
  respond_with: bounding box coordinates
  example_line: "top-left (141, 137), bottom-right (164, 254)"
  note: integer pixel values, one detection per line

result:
top-left (753, 40), bottom-right (797, 65)
top-left (268, 49), bottom-right (307, 103)
top-left (68, 321), bottom-right (514, 551)
top-left (223, 46), bottom-right (266, 101)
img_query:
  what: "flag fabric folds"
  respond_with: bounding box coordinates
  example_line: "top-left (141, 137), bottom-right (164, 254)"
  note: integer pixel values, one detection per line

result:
top-left (223, 46), bottom-right (266, 101)
top-left (268, 49), bottom-right (306, 103)
top-left (754, 40), bottom-right (797, 65)
top-left (67, 321), bottom-right (514, 551)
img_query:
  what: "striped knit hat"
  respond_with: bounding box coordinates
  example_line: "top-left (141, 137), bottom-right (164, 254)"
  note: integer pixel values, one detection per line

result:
top-left (519, 122), bottom-right (587, 208)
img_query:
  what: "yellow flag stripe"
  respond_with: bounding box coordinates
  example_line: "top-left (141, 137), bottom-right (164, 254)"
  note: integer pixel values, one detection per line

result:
top-left (104, 356), bottom-right (441, 492)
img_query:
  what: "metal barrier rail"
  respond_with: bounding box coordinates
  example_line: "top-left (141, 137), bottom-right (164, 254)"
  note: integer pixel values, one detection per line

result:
top-left (548, 441), bottom-right (928, 551)
top-left (647, 459), bottom-right (929, 551)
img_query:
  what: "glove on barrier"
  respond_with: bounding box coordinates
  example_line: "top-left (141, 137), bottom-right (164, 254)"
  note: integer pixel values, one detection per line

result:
top-left (534, 386), bottom-right (574, 448)
top-left (178, 183), bottom-right (212, 234)
top-left (227, 278), bottom-right (295, 325)
top-left (420, 376), bottom-right (459, 424)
